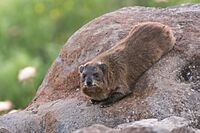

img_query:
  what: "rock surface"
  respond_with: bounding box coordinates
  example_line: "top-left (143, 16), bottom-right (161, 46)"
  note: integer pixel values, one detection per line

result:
top-left (73, 117), bottom-right (200, 133)
top-left (0, 4), bottom-right (200, 133)
top-left (117, 116), bottom-right (190, 131)
top-left (73, 124), bottom-right (170, 133)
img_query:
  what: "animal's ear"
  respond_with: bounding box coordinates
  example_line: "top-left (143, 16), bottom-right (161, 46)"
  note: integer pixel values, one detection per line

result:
top-left (79, 65), bottom-right (84, 73)
top-left (98, 63), bottom-right (107, 72)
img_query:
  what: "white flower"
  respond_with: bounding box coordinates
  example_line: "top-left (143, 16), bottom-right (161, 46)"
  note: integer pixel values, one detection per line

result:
top-left (8, 109), bottom-right (20, 114)
top-left (18, 66), bottom-right (36, 82)
top-left (0, 101), bottom-right (13, 112)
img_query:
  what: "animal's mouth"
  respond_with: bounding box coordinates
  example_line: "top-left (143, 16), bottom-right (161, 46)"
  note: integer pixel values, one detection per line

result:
top-left (83, 85), bottom-right (97, 91)
top-left (82, 83), bottom-right (99, 88)
top-left (82, 85), bottom-right (101, 94)
top-left (85, 84), bottom-right (97, 88)
top-left (81, 84), bottom-right (110, 101)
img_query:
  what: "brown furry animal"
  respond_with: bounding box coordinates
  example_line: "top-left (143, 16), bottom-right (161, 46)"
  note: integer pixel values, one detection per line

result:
top-left (79, 22), bottom-right (175, 107)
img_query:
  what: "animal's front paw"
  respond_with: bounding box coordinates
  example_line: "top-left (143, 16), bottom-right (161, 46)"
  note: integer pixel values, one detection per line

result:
top-left (90, 99), bottom-right (101, 105)
top-left (99, 92), bottom-right (126, 108)
top-left (99, 101), bottom-right (112, 108)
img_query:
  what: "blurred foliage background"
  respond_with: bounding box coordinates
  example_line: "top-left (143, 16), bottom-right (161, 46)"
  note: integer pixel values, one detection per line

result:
top-left (0, 0), bottom-right (199, 110)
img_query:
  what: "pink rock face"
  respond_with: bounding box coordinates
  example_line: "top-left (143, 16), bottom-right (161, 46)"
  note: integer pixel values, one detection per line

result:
top-left (0, 4), bottom-right (200, 133)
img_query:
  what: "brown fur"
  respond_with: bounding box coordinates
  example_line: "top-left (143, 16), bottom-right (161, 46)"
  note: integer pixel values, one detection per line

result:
top-left (79, 22), bottom-right (175, 106)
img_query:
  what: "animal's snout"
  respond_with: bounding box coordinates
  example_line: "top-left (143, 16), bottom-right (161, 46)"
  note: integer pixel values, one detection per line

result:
top-left (85, 78), bottom-right (93, 87)
top-left (86, 80), bottom-right (92, 86)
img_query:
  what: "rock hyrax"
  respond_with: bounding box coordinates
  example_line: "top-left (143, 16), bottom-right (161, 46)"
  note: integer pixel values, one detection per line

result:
top-left (79, 22), bottom-right (175, 107)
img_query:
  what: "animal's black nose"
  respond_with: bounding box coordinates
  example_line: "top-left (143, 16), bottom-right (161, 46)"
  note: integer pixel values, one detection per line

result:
top-left (86, 80), bottom-right (92, 86)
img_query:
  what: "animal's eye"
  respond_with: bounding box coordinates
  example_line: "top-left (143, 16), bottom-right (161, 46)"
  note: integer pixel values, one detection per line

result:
top-left (93, 73), bottom-right (99, 78)
top-left (81, 74), bottom-right (86, 82)
top-left (82, 74), bottom-right (86, 79)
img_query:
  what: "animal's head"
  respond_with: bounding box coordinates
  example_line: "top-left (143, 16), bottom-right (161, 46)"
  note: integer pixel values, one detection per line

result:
top-left (79, 62), bottom-right (110, 100)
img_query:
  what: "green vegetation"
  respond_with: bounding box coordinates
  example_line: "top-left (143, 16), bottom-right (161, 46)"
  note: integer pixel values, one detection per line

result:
top-left (0, 0), bottom-right (199, 109)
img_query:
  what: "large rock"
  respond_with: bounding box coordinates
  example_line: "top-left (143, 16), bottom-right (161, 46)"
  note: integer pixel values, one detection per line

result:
top-left (73, 125), bottom-right (199, 133)
top-left (0, 4), bottom-right (200, 133)
top-left (73, 116), bottom-right (200, 133)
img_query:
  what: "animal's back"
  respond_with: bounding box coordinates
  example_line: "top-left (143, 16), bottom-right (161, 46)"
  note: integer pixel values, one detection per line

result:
top-left (124, 22), bottom-right (175, 85)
